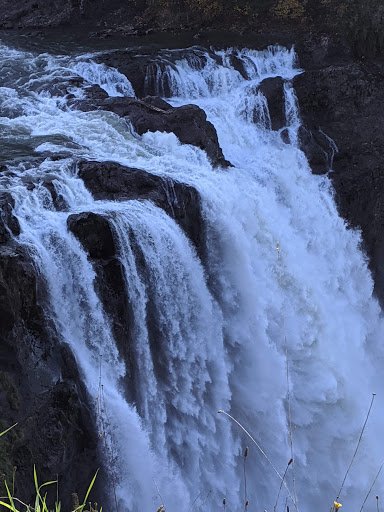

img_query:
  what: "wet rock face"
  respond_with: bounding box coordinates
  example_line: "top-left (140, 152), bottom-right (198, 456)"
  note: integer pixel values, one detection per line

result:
top-left (258, 76), bottom-right (285, 131)
top-left (95, 47), bottom-right (216, 99)
top-left (67, 161), bottom-right (207, 404)
top-left (0, 193), bottom-right (20, 244)
top-left (77, 160), bottom-right (205, 256)
top-left (296, 125), bottom-right (335, 175)
top-left (29, 76), bottom-right (109, 101)
top-left (73, 94), bottom-right (230, 167)
top-left (0, 0), bottom-right (75, 28)
top-left (68, 212), bottom-right (116, 260)
top-left (66, 210), bottom-right (135, 395)
top-left (0, 241), bottom-right (104, 510)
top-left (294, 44), bottom-right (384, 304)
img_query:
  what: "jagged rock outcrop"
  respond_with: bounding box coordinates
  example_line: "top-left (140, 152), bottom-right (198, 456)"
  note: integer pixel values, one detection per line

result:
top-left (73, 94), bottom-right (230, 167)
top-left (0, 194), bottom-right (20, 243)
top-left (77, 160), bottom-right (205, 257)
top-left (28, 76), bottom-right (109, 101)
top-left (94, 47), bottom-right (218, 98)
top-left (0, 238), bottom-right (104, 509)
top-left (258, 76), bottom-right (286, 131)
top-left (294, 42), bottom-right (384, 304)
top-left (68, 212), bottom-right (115, 259)
top-left (0, 183), bottom-right (105, 508)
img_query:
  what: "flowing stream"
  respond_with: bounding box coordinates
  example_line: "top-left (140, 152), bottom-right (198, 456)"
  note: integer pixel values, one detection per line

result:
top-left (1, 37), bottom-right (384, 511)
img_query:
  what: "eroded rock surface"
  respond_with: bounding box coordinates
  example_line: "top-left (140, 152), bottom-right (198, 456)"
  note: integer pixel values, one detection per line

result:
top-left (73, 95), bottom-right (230, 167)
top-left (0, 239), bottom-right (104, 509)
top-left (77, 160), bottom-right (205, 256)
top-left (294, 42), bottom-right (384, 304)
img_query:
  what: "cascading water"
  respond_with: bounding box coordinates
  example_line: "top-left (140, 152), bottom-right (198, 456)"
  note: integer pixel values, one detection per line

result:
top-left (1, 37), bottom-right (384, 512)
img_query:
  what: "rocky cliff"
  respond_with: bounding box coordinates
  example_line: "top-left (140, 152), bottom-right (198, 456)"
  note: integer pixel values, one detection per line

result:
top-left (1, 4), bottom-right (384, 505)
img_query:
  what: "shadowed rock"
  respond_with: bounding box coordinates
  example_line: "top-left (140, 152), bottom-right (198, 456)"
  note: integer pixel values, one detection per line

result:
top-left (77, 160), bottom-right (205, 254)
top-left (68, 212), bottom-right (116, 260)
top-left (258, 76), bottom-right (286, 131)
top-left (0, 243), bottom-right (104, 510)
top-left (294, 54), bottom-right (384, 304)
top-left (72, 95), bottom-right (231, 167)
top-left (0, 193), bottom-right (20, 244)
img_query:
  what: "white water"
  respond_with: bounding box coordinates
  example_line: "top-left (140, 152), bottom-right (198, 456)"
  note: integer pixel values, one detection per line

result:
top-left (1, 39), bottom-right (384, 512)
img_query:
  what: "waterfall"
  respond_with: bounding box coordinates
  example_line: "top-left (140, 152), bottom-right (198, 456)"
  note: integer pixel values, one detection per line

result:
top-left (1, 38), bottom-right (384, 511)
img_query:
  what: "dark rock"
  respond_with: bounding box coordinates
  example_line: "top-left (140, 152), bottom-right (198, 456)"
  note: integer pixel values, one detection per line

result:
top-left (280, 128), bottom-right (290, 145)
top-left (142, 95), bottom-right (173, 110)
top-left (41, 179), bottom-right (69, 211)
top-left (0, 0), bottom-right (75, 28)
top-left (77, 160), bottom-right (205, 255)
top-left (295, 34), bottom-right (353, 71)
top-left (28, 75), bottom-right (109, 102)
top-left (66, 209), bottom-right (137, 402)
top-left (67, 212), bottom-right (116, 260)
top-left (227, 53), bottom-right (248, 79)
top-left (73, 96), bottom-right (230, 167)
top-left (94, 52), bottom-right (159, 99)
top-left (66, 161), bottom-right (207, 399)
top-left (294, 54), bottom-right (384, 303)
top-left (297, 125), bottom-right (335, 175)
top-left (330, 167), bottom-right (384, 305)
top-left (258, 76), bottom-right (286, 131)
top-left (0, 193), bottom-right (21, 244)
top-left (0, 244), bottom-right (105, 510)
top-left (95, 47), bottom-right (215, 98)
top-left (73, 97), bottom-right (231, 167)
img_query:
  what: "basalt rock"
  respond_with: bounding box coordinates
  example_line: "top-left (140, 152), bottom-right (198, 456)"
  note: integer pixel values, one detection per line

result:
top-left (77, 160), bottom-right (205, 255)
top-left (294, 51), bottom-right (384, 304)
top-left (73, 95), bottom-right (230, 167)
top-left (0, 242), bottom-right (104, 510)
top-left (0, 193), bottom-right (20, 244)
top-left (68, 161), bottom-right (207, 398)
top-left (296, 125), bottom-right (335, 175)
top-left (258, 76), bottom-right (286, 131)
top-left (95, 47), bottom-right (218, 98)
top-left (68, 212), bottom-right (116, 260)
top-left (29, 75), bottom-right (109, 101)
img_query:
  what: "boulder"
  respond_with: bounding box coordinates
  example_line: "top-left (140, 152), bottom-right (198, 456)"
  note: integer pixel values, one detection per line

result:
top-left (77, 160), bottom-right (205, 255)
top-left (95, 47), bottom-right (218, 98)
top-left (67, 212), bottom-right (116, 260)
top-left (258, 76), bottom-right (286, 131)
top-left (73, 96), bottom-right (230, 167)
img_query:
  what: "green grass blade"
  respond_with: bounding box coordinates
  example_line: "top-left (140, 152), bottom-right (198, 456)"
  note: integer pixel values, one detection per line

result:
top-left (33, 465), bottom-right (50, 512)
top-left (33, 466), bottom-right (39, 494)
top-left (81, 469), bottom-right (99, 507)
top-left (4, 480), bottom-right (17, 512)
top-left (39, 480), bottom-right (58, 491)
top-left (0, 500), bottom-right (18, 511)
top-left (0, 423), bottom-right (18, 438)
top-left (73, 469), bottom-right (99, 512)
top-left (41, 493), bottom-right (49, 512)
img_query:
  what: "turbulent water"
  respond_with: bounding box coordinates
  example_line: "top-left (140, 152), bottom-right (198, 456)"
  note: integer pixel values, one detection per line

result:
top-left (1, 36), bottom-right (384, 512)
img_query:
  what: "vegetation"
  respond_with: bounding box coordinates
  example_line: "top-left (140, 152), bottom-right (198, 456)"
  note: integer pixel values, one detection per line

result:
top-left (0, 424), bottom-right (100, 512)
